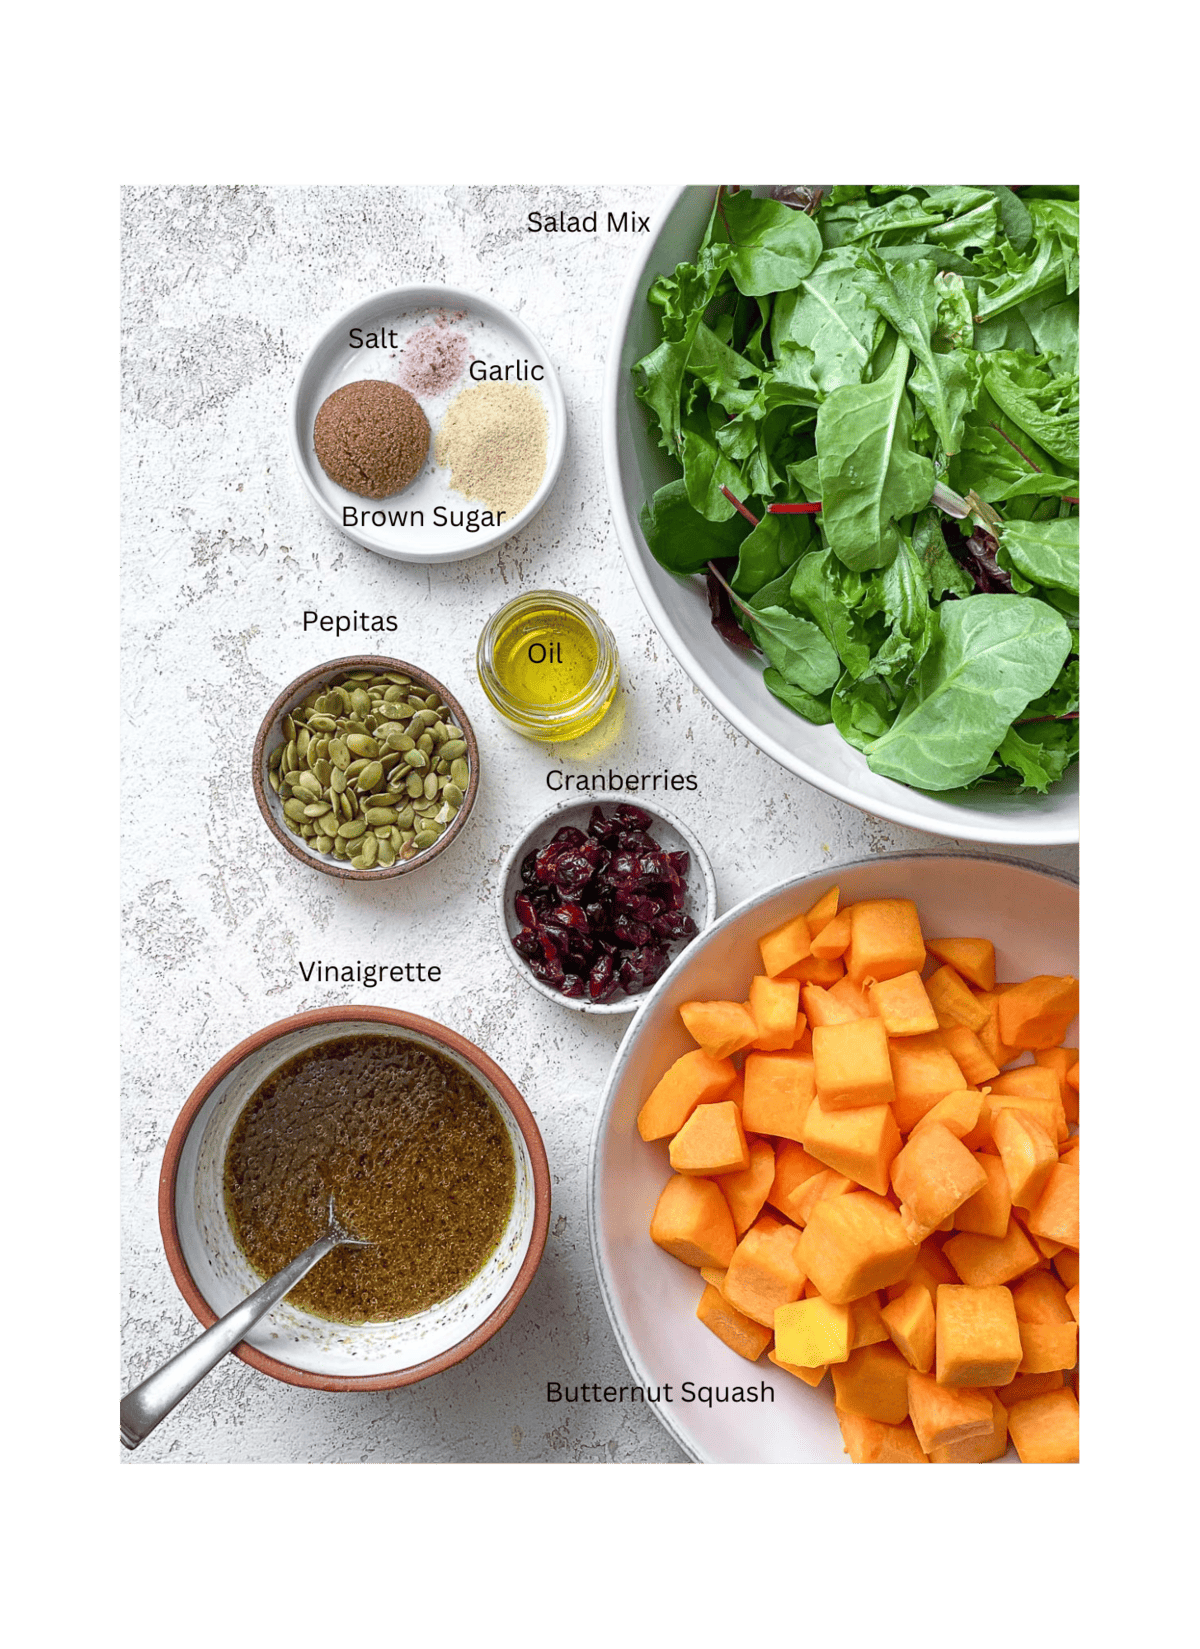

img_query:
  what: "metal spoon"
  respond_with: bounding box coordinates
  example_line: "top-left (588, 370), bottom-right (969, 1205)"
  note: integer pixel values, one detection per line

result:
top-left (120, 1199), bottom-right (369, 1450)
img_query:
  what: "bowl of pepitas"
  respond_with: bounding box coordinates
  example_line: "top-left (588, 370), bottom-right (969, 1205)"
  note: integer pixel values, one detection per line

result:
top-left (498, 799), bottom-right (718, 1014)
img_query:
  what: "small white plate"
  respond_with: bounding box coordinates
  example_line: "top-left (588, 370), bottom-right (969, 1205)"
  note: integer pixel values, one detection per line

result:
top-left (289, 285), bottom-right (566, 564)
top-left (497, 799), bottom-right (718, 1015)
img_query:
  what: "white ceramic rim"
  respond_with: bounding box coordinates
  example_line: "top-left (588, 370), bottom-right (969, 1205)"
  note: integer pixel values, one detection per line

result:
top-left (288, 284), bottom-right (567, 564)
top-left (600, 187), bottom-right (1079, 847)
top-left (586, 849), bottom-right (1080, 1462)
top-left (495, 797), bottom-right (719, 1016)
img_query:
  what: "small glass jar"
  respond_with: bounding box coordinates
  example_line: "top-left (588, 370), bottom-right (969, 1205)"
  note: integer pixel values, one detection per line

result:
top-left (476, 590), bottom-right (620, 742)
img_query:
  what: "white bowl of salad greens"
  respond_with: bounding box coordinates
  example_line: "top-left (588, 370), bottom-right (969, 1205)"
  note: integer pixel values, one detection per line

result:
top-left (602, 186), bottom-right (1078, 845)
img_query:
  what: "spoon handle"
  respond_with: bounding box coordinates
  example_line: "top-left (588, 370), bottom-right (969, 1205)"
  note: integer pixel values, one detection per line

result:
top-left (120, 1234), bottom-right (339, 1450)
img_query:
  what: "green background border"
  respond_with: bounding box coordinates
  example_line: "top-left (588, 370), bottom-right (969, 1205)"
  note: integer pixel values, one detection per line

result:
top-left (14, 3), bottom-right (1160, 1635)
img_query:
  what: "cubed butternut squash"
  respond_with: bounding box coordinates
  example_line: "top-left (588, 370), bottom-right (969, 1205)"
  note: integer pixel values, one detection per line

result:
top-left (803, 885), bottom-right (840, 937)
top-left (849, 1291), bottom-right (891, 1350)
top-left (936, 1024), bottom-right (1000, 1086)
top-left (774, 1296), bottom-right (852, 1367)
top-left (723, 1214), bottom-right (806, 1327)
top-left (768, 1348), bottom-right (827, 1387)
top-left (906, 1371), bottom-right (993, 1454)
top-left (669, 1100), bottom-right (750, 1177)
top-left (889, 1033), bottom-right (966, 1133)
top-left (765, 1139), bottom-right (825, 1223)
top-left (802, 1096), bottom-right (901, 1195)
top-left (992, 1107), bottom-right (1058, 1210)
top-left (846, 899), bottom-right (926, 986)
top-left (925, 937), bottom-right (996, 992)
top-left (741, 1050), bottom-right (816, 1141)
top-left (887, 1239), bottom-right (958, 1308)
top-left (836, 1410), bottom-right (928, 1463)
top-left (792, 1169), bottom-right (856, 1226)
top-left (801, 983), bottom-right (862, 1028)
top-left (935, 1283), bottom-right (1022, 1387)
top-left (1007, 1388), bottom-right (1079, 1462)
top-left (747, 975), bottom-right (801, 1051)
top-left (926, 964), bottom-right (990, 1033)
top-left (650, 1174), bottom-right (737, 1269)
top-left (797, 1192), bottom-right (919, 1304)
top-left (881, 1283), bottom-right (935, 1373)
top-left (696, 1283), bottom-right (774, 1362)
top-left (831, 1340), bottom-right (912, 1423)
top-left (811, 905), bottom-right (852, 959)
top-left (1053, 1249), bottom-right (1080, 1290)
top-left (758, 910), bottom-right (813, 978)
top-left (1026, 1163), bottom-right (1079, 1250)
top-left (716, 1136), bottom-right (775, 1236)
top-left (782, 954), bottom-right (846, 986)
top-left (891, 1123), bottom-right (988, 1242)
top-left (1011, 1271), bottom-right (1074, 1324)
top-left (954, 1153), bottom-right (1012, 1239)
top-left (1017, 1320), bottom-right (1078, 1374)
top-left (813, 1017), bottom-right (895, 1109)
top-left (997, 976), bottom-right (1079, 1050)
top-left (678, 998), bottom-right (758, 1060)
top-left (929, 1388), bottom-right (1008, 1462)
top-left (867, 970), bottom-right (939, 1037)
top-left (910, 1088), bottom-right (984, 1141)
top-left (943, 1219), bottom-right (1040, 1288)
top-left (637, 1049), bottom-right (738, 1141)
top-left (996, 1369), bottom-right (1064, 1406)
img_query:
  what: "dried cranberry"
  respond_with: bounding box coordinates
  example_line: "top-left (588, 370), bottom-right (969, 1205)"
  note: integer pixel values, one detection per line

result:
top-left (652, 910), bottom-right (698, 941)
top-left (548, 901), bottom-right (590, 933)
top-left (587, 806), bottom-right (621, 844)
top-left (559, 973), bottom-right (586, 999)
top-left (531, 952), bottom-right (564, 985)
top-left (614, 803), bottom-right (653, 831)
top-left (668, 851), bottom-right (690, 878)
top-left (583, 899), bottom-right (611, 929)
top-left (608, 851), bottom-right (639, 882)
top-left (620, 946), bottom-right (670, 993)
top-left (514, 892), bottom-right (539, 929)
top-left (520, 849), bottom-right (540, 886)
top-left (534, 845), bottom-right (563, 885)
top-left (512, 926), bottom-right (541, 959)
top-left (612, 913), bottom-right (652, 947)
top-left (617, 829), bottom-right (658, 853)
top-left (550, 825), bottom-right (587, 849)
top-left (552, 851), bottom-right (596, 898)
top-left (615, 889), bottom-right (665, 923)
top-left (588, 953), bottom-right (619, 1002)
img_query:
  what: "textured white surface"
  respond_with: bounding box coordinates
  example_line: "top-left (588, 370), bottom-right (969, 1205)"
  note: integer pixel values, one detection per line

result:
top-left (121, 185), bottom-right (1077, 1465)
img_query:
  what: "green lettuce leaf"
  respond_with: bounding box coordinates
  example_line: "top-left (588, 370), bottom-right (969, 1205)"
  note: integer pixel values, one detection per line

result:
top-left (857, 258), bottom-right (975, 454)
top-left (639, 479), bottom-right (751, 574)
top-left (716, 191), bottom-right (822, 298)
top-left (999, 517), bottom-right (1079, 594)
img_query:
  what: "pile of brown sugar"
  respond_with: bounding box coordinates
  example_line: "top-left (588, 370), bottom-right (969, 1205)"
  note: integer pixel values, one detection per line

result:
top-left (313, 379), bottom-right (429, 499)
top-left (434, 382), bottom-right (548, 519)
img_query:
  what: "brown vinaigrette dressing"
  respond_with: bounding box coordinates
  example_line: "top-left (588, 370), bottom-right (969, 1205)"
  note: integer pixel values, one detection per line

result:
top-left (224, 1035), bottom-right (516, 1322)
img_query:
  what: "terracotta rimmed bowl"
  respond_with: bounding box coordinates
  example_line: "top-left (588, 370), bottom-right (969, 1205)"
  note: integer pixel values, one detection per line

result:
top-left (497, 798), bottom-right (718, 1016)
top-left (160, 1006), bottom-right (550, 1391)
top-left (588, 851), bottom-right (1078, 1462)
top-left (252, 655), bottom-right (480, 882)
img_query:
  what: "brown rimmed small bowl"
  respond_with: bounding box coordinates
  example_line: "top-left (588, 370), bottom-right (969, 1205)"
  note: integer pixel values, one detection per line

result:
top-left (159, 1006), bottom-right (550, 1391)
top-left (252, 655), bottom-right (480, 881)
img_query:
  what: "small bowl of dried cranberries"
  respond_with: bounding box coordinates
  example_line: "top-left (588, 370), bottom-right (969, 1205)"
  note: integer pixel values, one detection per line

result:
top-left (498, 799), bottom-right (718, 1014)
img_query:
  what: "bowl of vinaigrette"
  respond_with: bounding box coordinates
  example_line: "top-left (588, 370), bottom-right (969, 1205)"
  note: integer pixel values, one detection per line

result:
top-left (476, 590), bottom-right (619, 741)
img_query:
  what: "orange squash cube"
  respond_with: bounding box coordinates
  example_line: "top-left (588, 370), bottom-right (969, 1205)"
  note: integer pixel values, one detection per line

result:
top-left (678, 998), bottom-right (758, 1060)
top-left (935, 1283), bottom-right (1022, 1386)
top-left (832, 1340), bottom-right (912, 1423)
top-left (797, 1192), bottom-right (919, 1304)
top-left (716, 1136), bottom-right (775, 1235)
top-left (768, 1348), bottom-right (827, 1387)
top-left (881, 1283), bottom-right (935, 1373)
top-left (954, 1153), bottom-right (1012, 1239)
top-left (992, 1107), bottom-right (1058, 1209)
top-left (938, 1024), bottom-right (1000, 1086)
top-left (803, 1096), bottom-right (901, 1196)
top-left (988, 1085), bottom-right (1066, 1145)
top-left (943, 1219), bottom-right (1040, 1288)
top-left (696, 1283), bottom-right (774, 1362)
top-left (889, 1032), bottom-right (966, 1133)
top-left (828, 976), bottom-right (872, 1018)
top-left (906, 1370), bottom-right (993, 1454)
top-left (747, 975), bottom-right (801, 1051)
top-left (1026, 1163), bottom-right (1079, 1250)
top-left (849, 1291), bottom-right (891, 1350)
top-left (1066, 1284), bottom-right (1079, 1322)
top-left (925, 936), bottom-right (996, 992)
top-left (1017, 1320), bottom-right (1078, 1374)
top-left (669, 1100), bottom-right (749, 1177)
top-left (813, 1017), bottom-right (895, 1109)
top-left (1007, 1387), bottom-right (1079, 1462)
top-left (699, 1264), bottom-right (727, 1290)
top-left (910, 1088), bottom-right (984, 1141)
top-left (997, 975), bottom-right (1079, 1050)
top-left (650, 1174), bottom-right (737, 1269)
top-left (765, 1139), bottom-right (825, 1223)
top-left (723, 1214), bottom-right (806, 1327)
top-left (758, 910), bottom-right (813, 978)
top-left (792, 1168), bottom-right (856, 1226)
top-left (774, 1296), bottom-right (852, 1367)
top-left (927, 964), bottom-right (990, 1033)
top-left (801, 983), bottom-right (861, 1028)
top-left (1012, 1271), bottom-right (1074, 1325)
top-left (837, 1410), bottom-right (928, 1463)
top-left (783, 954), bottom-right (846, 986)
top-left (929, 1388), bottom-right (1008, 1462)
top-left (887, 1239), bottom-right (958, 1308)
top-left (891, 1123), bottom-right (988, 1241)
top-left (637, 1049), bottom-right (738, 1141)
top-left (973, 990), bottom-right (1019, 1068)
top-left (811, 905), bottom-right (852, 959)
top-left (867, 970), bottom-right (939, 1036)
top-left (803, 885), bottom-right (840, 937)
top-left (1034, 1046), bottom-right (1078, 1106)
top-left (996, 1369), bottom-right (1064, 1406)
top-left (741, 1050), bottom-right (816, 1141)
top-left (990, 1063), bottom-right (1063, 1103)
top-left (1053, 1249), bottom-right (1079, 1290)
top-left (846, 899), bottom-right (926, 986)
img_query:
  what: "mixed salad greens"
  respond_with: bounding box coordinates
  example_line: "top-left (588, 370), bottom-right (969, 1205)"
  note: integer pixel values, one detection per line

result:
top-left (635, 185), bottom-right (1079, 794)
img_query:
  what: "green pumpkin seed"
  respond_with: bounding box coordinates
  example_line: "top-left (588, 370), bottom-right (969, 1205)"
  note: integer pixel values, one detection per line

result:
top-left (413, 829), bottom-right (439, 850)
top-left (443, 782), bottom-right (463, 807)
top-left (338, 819), bottom-right (368, 840)
top-left (440, 739), bottom-right (468, 762)
top-left (346, 733), bottom-right (378, 758)
top-left (357, 760), bottom-right (384, 792)
top-left (358, 834), bottom-right (379, 867)
top-left (364, 806), bottom-right (397, 825)
top-left (403, 749), bottom-right (428, 771)
top-left (423, 773), bottom-right (439, 801)
top-left (406, 773), bottom-right (424, 799)
top-left (329, 738), bottom-right (351, 770)
top-left (282, 799), bottom-right (309, 822)
top-left (451, 758), bottom-right (469, 789)
top-left (315, 834), bottom-right (334, 854)
top-left (268, 769), bottom-right (282, 793)
top-left (377, 840), bottom-right (396, 867)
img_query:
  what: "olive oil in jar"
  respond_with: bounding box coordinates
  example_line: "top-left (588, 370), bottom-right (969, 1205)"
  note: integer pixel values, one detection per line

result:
top-left (477, 591), bottom-right (619, 741)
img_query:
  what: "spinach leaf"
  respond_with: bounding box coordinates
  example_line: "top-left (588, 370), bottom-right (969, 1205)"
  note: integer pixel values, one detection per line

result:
top-left (864, 595), bottom-right (1072, 790)
top-left (771, 247), bottom-right (883, 396)
top-left (746, 605), bottom-right (842, 696)
top-left (790, 548), bottom-right (874, 677)
top-left (832, 673), bottom-right (899, 751)
top-left (718, 191), bottom-right (822, 298)
top-left (763, 668), bottom-right (834, 725)
top-left (639, 479), bottom-right (751, 574)
top-left (857, 258), bottom-right (975, 454)
top-left (816, 343), bottom-right (935, 571)
top-left (731, 512), bottom-right (813, 597)
top-left (998, 517), bottom-right (1079, 594)
top-left (681, 406), bottom-right (747, 521)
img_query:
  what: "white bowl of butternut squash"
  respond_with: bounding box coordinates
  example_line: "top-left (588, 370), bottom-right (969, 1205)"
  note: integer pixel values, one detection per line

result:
top-left (588, 852), bottom-right (1078, 1465)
